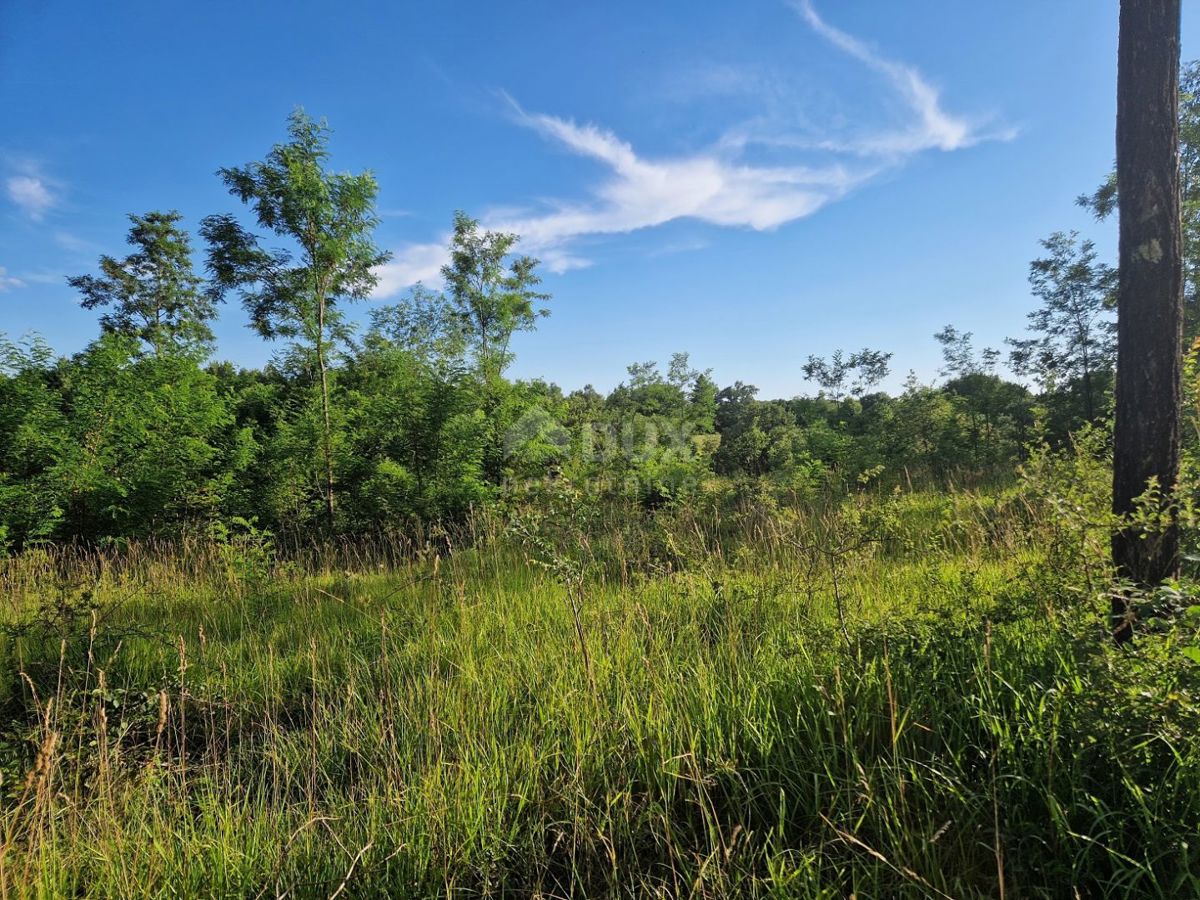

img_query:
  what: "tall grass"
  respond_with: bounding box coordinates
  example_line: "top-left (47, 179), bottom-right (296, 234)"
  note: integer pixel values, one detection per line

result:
top-left (0, 482), bottom-right (1197, 897)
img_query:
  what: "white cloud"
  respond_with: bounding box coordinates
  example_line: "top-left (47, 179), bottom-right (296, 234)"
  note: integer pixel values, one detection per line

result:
top-left (372, 117), bottom-right (864, 292)
top-left (487, 105), bottom-right (866, 269)
top-left (372, 240), bottom-right (450, 297)
top-left (373, 1), bottom-right (1007, 296)
top-left (6, 172), bottom-right (57, 222)
top-left (790, 0), bottom-right (1010, 156)
top-left (0, 267), bottom-right (26, 292)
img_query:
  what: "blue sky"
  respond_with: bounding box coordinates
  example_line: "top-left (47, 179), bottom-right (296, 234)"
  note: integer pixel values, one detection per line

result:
top-left (3, 1), bottom-right (1197, 397)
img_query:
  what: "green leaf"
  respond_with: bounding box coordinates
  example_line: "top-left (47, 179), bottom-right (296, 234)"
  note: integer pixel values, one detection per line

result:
top-left (1182, 646), bottom-right (1200, 665)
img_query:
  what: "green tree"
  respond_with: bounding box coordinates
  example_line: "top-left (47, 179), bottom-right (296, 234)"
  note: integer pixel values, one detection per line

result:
top-left (201, 109), bottom-right (389, 528)
top-left (338, 317), bottom-right (493, 525)
top-left (366, 284), bottom-right (467, 371)
top-left (802, 348), bottom-right (892, 401)
top-left (1007, 231), bottom-right (1115, 423)
top-left (441, 211), bottom-right (549, 379)
top-left (0, 335), bottom-right (69, 548)
top-left (67, 211), bottom-right (216, 355)
top-left (52, 333), bottom-right (237, 539)
top-left (934, 325), bottom-right (1000, 379)
top-left (689, 372), bottom-right (719, 433)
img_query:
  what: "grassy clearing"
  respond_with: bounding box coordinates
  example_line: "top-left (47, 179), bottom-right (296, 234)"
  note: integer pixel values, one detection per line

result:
top-left (0, 488), bottom-right (1198, 898)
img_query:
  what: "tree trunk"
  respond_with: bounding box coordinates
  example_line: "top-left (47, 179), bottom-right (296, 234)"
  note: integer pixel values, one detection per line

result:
top-left (1082, 363), bottom-right (1094, 422)
top-left (316, 297), bottom-right (336, 530)
top-left (1112, 0), bottom-right (1184, 643)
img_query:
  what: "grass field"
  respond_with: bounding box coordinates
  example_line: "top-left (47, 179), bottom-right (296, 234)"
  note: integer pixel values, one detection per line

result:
top-left (1, 483), bottom-right (1198, 898)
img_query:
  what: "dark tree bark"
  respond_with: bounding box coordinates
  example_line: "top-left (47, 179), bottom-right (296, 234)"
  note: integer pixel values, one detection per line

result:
top-left (1112, 0), bottom-right (1184, 643)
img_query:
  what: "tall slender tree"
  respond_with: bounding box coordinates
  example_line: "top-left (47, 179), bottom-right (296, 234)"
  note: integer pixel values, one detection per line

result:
top-left (1006, 231), bottom-right (1116, 423)
top-left (1112, 0), bottom-right (1184, 643)
top-left (202, 109), bottom-right (389, 528)
top-left (440, 211), bottom-right (549, 379)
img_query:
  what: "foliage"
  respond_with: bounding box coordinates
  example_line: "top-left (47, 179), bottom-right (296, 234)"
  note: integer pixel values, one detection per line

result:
top-left (67, 211), bottom-right (216, 354)
top-left (1007, 231), bottom-right (1116, 425)
top-left (0, 101), bottom-right (1151, 547)
top-left (201, 108), bottom-right (389, 529)
top-left (802, 347), bottom-right (893, 401)
top-left (441, 211), bottom-right (549, 379)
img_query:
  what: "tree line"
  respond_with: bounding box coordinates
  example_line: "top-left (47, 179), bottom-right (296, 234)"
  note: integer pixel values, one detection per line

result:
top-left (4, 58), bottom-right (1200, 552)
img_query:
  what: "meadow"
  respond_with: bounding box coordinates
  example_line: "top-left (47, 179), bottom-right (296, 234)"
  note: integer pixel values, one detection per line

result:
top-left (2, 450), bottom-right (1197, 899)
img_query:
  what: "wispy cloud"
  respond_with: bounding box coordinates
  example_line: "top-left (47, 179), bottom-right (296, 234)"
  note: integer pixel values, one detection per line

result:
top-left (13, 270), bottom-right (64, 286)
top-left (647, 236), bottom-right (712, 258)
top-left (489, 101), bottom-right (867, 271)
top-left (373, 240), bottom-right (451, 294)
top-left (4, 160), bottom-right (60, 222)
top-left (789, 0), bottom-right (1011, 156)
top-left (373, 115), bottom-right (864, 290)
top-left (6, 175), bottom-right (55, 221)
top-left (53, 230), bottom-right (99, 255)
top-left (659, 63), bottom-right (778, 104)
top-left (374, 1), bottom-right (1008, 296)
top-left (0, 267), bottom-right (26, 292)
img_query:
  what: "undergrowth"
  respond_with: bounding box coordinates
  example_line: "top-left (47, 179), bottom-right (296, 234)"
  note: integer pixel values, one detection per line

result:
top-left (0, 449), bottom-right (1198, 898)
